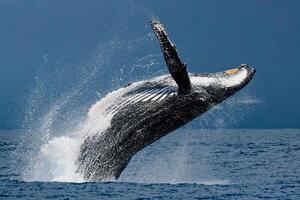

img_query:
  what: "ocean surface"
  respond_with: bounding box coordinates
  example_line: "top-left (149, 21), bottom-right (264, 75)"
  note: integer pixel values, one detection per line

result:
top-left (0, 129), bottom-right (299, 199)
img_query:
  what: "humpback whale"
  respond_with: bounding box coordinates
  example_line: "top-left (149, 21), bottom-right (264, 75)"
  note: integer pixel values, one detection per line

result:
top-left (77, 20), bottom-right (255, 181)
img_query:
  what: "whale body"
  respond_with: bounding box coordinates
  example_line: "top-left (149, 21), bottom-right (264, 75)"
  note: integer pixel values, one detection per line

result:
top-left (77, 21), bottom-right (256, 181)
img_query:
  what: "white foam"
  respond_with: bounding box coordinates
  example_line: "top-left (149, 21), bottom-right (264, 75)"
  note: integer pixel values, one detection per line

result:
top-left (28, 136), bottom-right (84, 182)
top-left (25, 81), bottom-right (145, 182)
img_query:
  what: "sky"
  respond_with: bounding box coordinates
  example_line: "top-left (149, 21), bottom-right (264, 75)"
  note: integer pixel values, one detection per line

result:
top-left (0, 0), bottom-right (300, 129)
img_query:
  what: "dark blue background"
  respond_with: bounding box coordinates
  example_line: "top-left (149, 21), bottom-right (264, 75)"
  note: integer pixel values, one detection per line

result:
top-left (1, 0), bottom-right (299, 129)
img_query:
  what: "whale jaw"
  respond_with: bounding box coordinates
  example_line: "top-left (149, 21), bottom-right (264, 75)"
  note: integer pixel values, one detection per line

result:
top-left (190, 64), bottom-right (255, 104)
top-left (192, 64), bottom-right (255, 91)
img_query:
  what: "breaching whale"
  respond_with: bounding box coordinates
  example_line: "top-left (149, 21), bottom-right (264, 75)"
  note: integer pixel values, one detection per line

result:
top-left (77, 20), bottom-right (256, 181)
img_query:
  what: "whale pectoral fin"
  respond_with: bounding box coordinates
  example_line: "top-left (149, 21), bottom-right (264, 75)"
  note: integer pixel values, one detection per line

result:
top-left (151, 20), bottom-right (192, 95)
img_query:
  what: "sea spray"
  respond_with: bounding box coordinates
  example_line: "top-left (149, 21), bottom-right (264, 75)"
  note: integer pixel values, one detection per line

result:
top-left (29, 136), bottom-right (84, 182)
top-left (24, 80), bottom-right (145, 182)
top-left (19, 29), bottom-right (160, 182)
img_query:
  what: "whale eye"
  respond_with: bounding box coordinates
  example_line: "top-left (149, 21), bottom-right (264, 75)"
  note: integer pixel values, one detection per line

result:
top-left (225, 68), bottom-right (239, 75)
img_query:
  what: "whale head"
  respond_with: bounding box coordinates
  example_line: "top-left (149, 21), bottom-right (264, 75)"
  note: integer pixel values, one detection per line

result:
top-left (190, 64), bottom-right (256, 104)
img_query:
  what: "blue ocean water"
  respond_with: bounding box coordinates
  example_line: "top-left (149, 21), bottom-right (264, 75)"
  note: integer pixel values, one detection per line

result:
top-left (0, 129), bottom-right (299, 199)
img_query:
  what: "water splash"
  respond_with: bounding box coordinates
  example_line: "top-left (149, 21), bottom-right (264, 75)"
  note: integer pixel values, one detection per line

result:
top-left (25, 92), bottom-right (120, 182)
top-left (29, 136), bottom-right (83, 182)
top-left (20, 31), bottom-right (160, 182)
